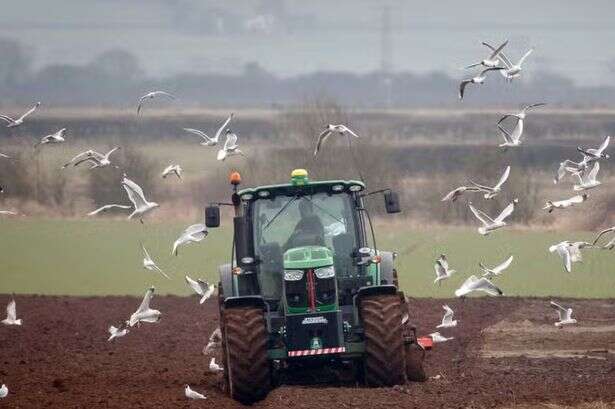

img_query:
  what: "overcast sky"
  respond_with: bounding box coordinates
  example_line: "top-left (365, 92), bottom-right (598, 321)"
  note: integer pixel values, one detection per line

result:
top-left (1, 0), bottom-right (614, 85)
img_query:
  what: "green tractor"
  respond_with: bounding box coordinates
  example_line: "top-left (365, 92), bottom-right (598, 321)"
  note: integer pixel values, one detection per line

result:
top-left (205, 169), bottom-right (426, 404)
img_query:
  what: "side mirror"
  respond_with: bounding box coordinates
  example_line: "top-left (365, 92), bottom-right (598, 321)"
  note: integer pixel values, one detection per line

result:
top-left (384, 191), bottom-right (401, 214)
top-left (205, 205), bottom-right (220, 228)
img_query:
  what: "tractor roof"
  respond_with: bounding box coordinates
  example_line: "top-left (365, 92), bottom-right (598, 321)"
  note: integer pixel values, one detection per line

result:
top-left (237, 179), bottom-right (365, 201)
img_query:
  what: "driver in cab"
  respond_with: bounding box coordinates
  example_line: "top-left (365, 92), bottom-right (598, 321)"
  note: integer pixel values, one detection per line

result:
top-left (284, 199), bottom-right (325, 249)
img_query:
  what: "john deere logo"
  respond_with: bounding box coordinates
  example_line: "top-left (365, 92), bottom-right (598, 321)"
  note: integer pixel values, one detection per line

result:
top-left (302, 316), bottom-right (328, 325)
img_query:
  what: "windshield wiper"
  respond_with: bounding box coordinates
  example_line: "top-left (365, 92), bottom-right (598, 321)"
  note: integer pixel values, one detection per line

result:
top-left (263, 196), bottom-right (298, 231)
top-left (304, 196), bottom-right (343, 224)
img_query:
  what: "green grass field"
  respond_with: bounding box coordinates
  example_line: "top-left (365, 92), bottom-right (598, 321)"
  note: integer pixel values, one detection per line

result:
top-left (0, 219), bottom-right (613, 298)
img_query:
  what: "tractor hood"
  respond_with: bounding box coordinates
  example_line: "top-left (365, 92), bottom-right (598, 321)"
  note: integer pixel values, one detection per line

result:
top-left (283, 246), bottom-right (333, 270)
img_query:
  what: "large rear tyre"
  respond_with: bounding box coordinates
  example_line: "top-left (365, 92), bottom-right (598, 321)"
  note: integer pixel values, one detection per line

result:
top-left (222, 306), bottom-right (271, 404)
top-left (361, 294), bottom-right (407, 387)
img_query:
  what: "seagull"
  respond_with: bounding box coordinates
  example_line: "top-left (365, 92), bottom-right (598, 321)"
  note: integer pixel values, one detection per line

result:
top-left (479, 255), bottom-right (514, 279)
top-left (441, 185), bottom-right (482, 202)
top-left (554, 159), bottom-right (587, 184)
top-left (436, 305), bottom-right (457, 328)
top-left (128, 286), bottom-right (161, 327)
top-left (577, 136), bottom-right (610, 161)
top-left (173, 223), bottom-right (208, 256)
top-left (88, 176), bottom-right (158, 222)
top-left (573, 162), bottom-right (601, 191)
top-left (185, 275), bottom-right (214, 303)
top-left (468, 199), bottom-right (518, 235)
top-left (203, 327), bottom-right (222, 355)
top-left (35, 128), bottom-right (66, 147)
top-left (591, 226), bottom-right (615, 249)
top-left (216, 129), bottom-right (245, 161)
top-left (0, 102), bottom-right (40, 128)
top-left (107, 323), bottom-right (129, 341)
top-left (63, 147), bottom-right (120, 169)
top-left (429, 332), bottom-right (454, 343)
top-left (161, 164), bottom-right (182, 180)
top-left (497, 103), bottom-right (546, 148)
top-left (468, 166), bottom-right (511, 199)
top-left (0, 210), bottom-right (18, 216)
top-left (434, 254), bottom-right (456, 286)
top-left (543, 194), bottom-right (587, 213)
top-left (0, 384), bottom-right (7, 399)
top-left (314, 124), bottom-right (359, 157)
top-left (209, 357), bottom-right (224, 373)
top-left (142, 243), bottom-right (169, 279)
top-left (548, 241), bottom-right (593, 273)
top-left (455, 275), bottom-right (503, 297)
top-left (1, 298), bottom-right (22, 325)
top-left (483, 43), bottom-right (534, 80)
top-left (465, 40), bottom-right (509, 69)
top-left (184, 113), bottom-right (233, 146)
top-left (0, 153), bottom-right (12, 159)
top-left (550, 301), bottom-right (577, 327)
top-left (185, 385), bottom-right (206, 400)
top-left (136, 91), bottom-right (176, 115)
top-left (458, 67), bottom-right (505, 100)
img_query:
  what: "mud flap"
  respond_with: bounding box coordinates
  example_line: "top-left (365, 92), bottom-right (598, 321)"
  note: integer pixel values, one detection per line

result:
top-left (404, 340), bottom-right (427, 382)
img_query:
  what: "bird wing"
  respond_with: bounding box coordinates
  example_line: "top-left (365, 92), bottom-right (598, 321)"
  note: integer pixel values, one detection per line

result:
top-left (469, 203), bottom-right (495, 225)
top-left (137, 287), bottom-right (155, 312)
top-left (434, 262), bottom-right (445, 278)
top-left (438, 255), bottom-right (449, 271)
top-left (467, 180), bottom-right (493, 192)
top-left (0, 115), bottom-right (16, 123)
top-left (478, 67), bottom-right (505, 77)
top-left (494, 199), bottom-right (517, 223)
top-left (340, 125), bottom-right (359, 138)
top-left (87, 204), bottom-right (132, 216)
top-left (550, 301), bottom-right (567, 319)
top-left (214, 113), bottom-right (233, 142)
top-left (523, 102), bottom-right (546, 113)
top-left (517, 48), bottom-right (534, 66)
top-left (6, 299), bottom-right (16, 321)
top-left (62, 150), bottom-right (96, 168)
top-left (314, 128), bottom-right (332, 156)
top-left (198, 281), bottom-right (214, 303)
top-left (493, 166), bottom-right (511, 190)
top-left (154, 91), bottom-right (176, 99)
top-left (488, 40), bottom-right (509, 59)
top-left (592, 226), bottom-right (615, 246)
top-left (482, 42), bottom-right (513, 68)
top-left (122, 177), bottom-right (148, 208)
top-left (442, 305), bottom-right (454, 323)
top-left (183, 128), bottom-right (212, 142)
top-left (492, 255), bottom-right (514, 274)
top-left (185, 275), bottom-right (204, 296)
top-left (566, 195), bottom-right (586, 205)
top-left (223, 132), bottom-right (238, 150)
top-left (473, 277), bottom-right (503, 296)
top-left (141, 242), bottom-right (152, 262)
top-left (597, 135), bottom-right (610, 155)
top-left (587, 161), bottom-right (600, 182)
top-left (459, 80), bottom-right (471, 100)
top-left (18, 102), bottom-right (40, 121)
top-left (105, 147), bottom-right (120, 158)
top-left (497, 124), bottom-right (513, 144)
top-left (555, 245), bottom-right (572, 272)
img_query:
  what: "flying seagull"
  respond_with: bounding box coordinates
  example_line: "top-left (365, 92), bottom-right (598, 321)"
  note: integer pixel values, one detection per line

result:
top-left (172, 223), bottom-right (207, 256)
top-left (591, 226), bottom-right (615, 249)
top-left (216, 129), bottom-right (245, 161)
top-left (0, 153), bottom-right (11, 159)
top-left (436, 305), bottom-right (457, 328)
top-left (128, 286), bottom-right (161, 327)
top-left (543, 194), bottom-right (587, 213)
top-left (185, 385), bottom-right (206, 400)
top-left (458, 67), bottom-right (505, 100)
top-left (209, 357), bottom-right (224, 373)
top-left (185, 275), bottom-right (214, 303)
top-left (554, 159), bottom-right (587, 184)
top-left (88, 176), bottom-right (158, 222)
top-left (314, 124), bottom-right (359, 157)
top-left (107, 323), bottom-right (129, 341)
top-left (142, 243), bottom-right (169, 279)
top-left (183, 113), bottom-right (233, 146)
top-left (161, 164), bottom-right (182, 179)
top-left (573, 162), bottom-right (601, 191)
top-left (548, 241), bottom-right (593, 273)
top-left (483, 43), bottom-right (534, 81)
top-left (0, 102), bottom-right (40, 128)
top-left (577, 135), bottom-right (610, 161)
top-left (497, 103), bottom-right (546, 148)
top-left (550, 301), bottom-right (577, 327)
top-left (429, 332), bottom-right (454, 343)
top-left (0, 384), bottom-right (7, 399)
top-left (468, 199), bottom-right (518, 235)
top-left (465, 40), bottom-right (509, 69)
top-left (1, 298), bottom-right (22, 326)
top-left (0, 210), bottom-right (18, 216)
top-left (468, 166), bottom-right (511, 199)
top-left (455, 275), bottom-right (503, 297)
top-left (35, 128), bottom-right (66, 147)
top-left (137, 91), bottom-right (175, 115)
top-left (63, 147), bottom-right (120, 169)
top-left (441, 185), bottom-right (482, 202)
top-left (434, 254), bottom-right (456, 286)
top-left (203, 327), bottom-right (222, 355)
top-left (479, 255), bottom-right (514, 279)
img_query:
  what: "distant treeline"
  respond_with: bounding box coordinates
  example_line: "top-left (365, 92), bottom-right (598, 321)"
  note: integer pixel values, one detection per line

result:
top-left (1, 36), bottom-right (615, 109)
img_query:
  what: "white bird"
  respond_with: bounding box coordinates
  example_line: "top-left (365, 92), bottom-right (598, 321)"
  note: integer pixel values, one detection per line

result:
top-left (455, 275), bottom-right (503, 297)
top-left (185, 275), bottom-right (214, 303)
top-left (479, 255), bottom-right (514, 279)
top-left (107, 324), bottom-right (129, 341)
top-left (185, 384), bottom-right (206, 400)
top-left (0, 384), bottom-right (7, 398)
top-left (468, 166), bottom-right (511, 199)
top-left (137, 91), bottom-right (175, 115)
top-left (87, 204), bottom-right (132, 216)
top-left (554, 159), bottom-right (587, 184)
top-left (142, 243), bottom-right (169, 279)
top-left (128, 286), bottom-right (161, 327)
top-left (577, 135), bottom-right (610, 160)
top-left (209, 357), bottom-right (224, 373)
top-left (314, 124), bottom-right (360, 156)
top-left (0, 153), bottom-right (11, 159)
top-left (591, 226), bottom-right (615, 249)
top-left (0, 210), bottom-right (18, 216)
top-left (0, 102), bottom-right (40, 128)
top-left (173, 224), bottom-right (207, 256)
top-left (216, 129), bottom-right (245, 161)
top-left (184, 113), bottom-right (234, 146)
top-left (429, 332), bottom-right (454, 343)
top-left (63, 147), bottom-right (120, 169)
top-left (468, 199), bottom-right (518, 235)
top-left (36, 128), bottom-right (66, 147)
top-left (458, 67), bottom-right (505, 100)
top-left (550, 301), bottom-right (577, 327)
top-left (573, 162), bottom-right (601, 191)
top-left (434, 254), bottom-right (456, 286)
top-left (465, 40), bottom-right (509, 69)
top-left (497, 103), bottom-right (546, 148)
top-left (543, 194), bottom-right (587, 213)
top-left (483, 43), bottom-right (534, 80)
top-left (549, 241), bottom-right (593, 273)
top-left (1, 298), bottom-right (22, 326)
top-left (441, 185), bottom-right (482, 202)
top-left (436, 305), bottom-right (457, 328)
top-left (88, 176), bottom-right (159, 222)
top-left (161, 164), bottom-right (182, 180)
top-left (203, 327), bottom-right (222, 355)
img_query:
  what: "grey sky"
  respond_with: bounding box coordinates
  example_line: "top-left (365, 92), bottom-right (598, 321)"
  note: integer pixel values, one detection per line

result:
top-left (1, 0), bottom-right (614, 85)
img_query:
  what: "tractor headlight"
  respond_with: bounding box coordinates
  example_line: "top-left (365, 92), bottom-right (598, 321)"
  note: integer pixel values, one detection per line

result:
top-left (314, 266), bottom-right (335, 279)
top-left (284, 270), bottom-right (304, 281)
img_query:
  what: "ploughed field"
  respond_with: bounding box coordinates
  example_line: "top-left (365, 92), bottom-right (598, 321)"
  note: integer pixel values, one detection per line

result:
top-left (1, 295), bottom-right (614, 408)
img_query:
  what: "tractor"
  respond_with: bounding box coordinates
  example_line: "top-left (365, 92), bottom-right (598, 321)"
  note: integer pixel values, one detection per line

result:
top-left (205, 169), bottom-right (426, 404)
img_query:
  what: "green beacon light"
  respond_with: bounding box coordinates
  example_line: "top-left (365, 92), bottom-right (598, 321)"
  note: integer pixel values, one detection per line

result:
top-left (291, 169), bottom-right (309, 186)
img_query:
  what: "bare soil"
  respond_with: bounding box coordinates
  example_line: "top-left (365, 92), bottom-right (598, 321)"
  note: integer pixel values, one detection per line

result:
top-left (1, 295), bottom-right (614, 408)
